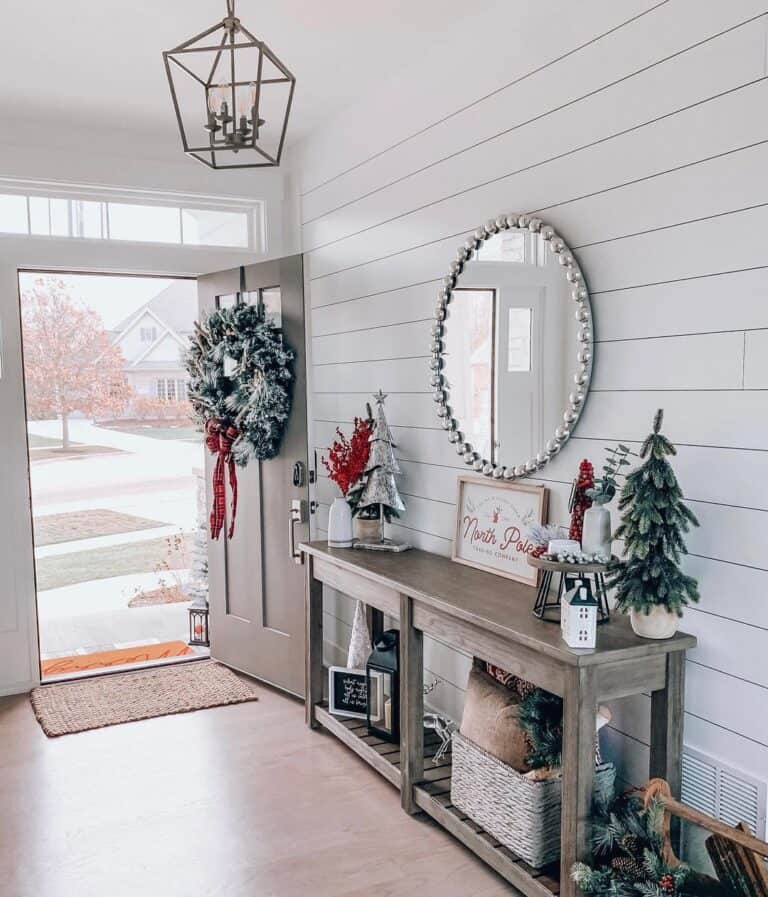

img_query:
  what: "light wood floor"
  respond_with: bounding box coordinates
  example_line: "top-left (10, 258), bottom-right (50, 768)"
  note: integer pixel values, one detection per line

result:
top-left (0, 675), bottom-right (512, 897)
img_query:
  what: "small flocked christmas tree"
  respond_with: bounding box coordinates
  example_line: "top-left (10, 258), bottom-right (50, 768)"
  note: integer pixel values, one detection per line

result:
top-left (356, 390), bottom-right (408, 550)
top-left (608, 410), bottom-right (699, 617)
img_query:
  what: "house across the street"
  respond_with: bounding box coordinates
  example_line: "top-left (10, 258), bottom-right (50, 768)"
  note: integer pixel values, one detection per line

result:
top-left (109, 279), bottom-right (197, 409)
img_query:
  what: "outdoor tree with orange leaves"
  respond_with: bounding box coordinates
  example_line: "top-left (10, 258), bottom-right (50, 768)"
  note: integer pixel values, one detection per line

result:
top-left (21, 276), bottom-right (132, 448)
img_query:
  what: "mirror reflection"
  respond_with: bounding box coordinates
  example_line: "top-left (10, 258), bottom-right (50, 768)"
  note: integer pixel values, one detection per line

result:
top-left (442, 226), bottom-right (587, 471)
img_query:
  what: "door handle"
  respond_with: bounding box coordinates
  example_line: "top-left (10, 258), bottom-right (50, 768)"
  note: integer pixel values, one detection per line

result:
top-left (289, 499), bottom-right (305, 565)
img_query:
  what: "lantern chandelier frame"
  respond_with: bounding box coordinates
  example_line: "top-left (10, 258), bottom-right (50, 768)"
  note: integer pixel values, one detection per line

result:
top-left (163, 0), bottom-right (296, 170)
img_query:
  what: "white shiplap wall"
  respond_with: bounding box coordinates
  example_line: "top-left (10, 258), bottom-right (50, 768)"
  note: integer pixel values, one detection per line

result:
top-left (292, 0), bottom-right (768, 795)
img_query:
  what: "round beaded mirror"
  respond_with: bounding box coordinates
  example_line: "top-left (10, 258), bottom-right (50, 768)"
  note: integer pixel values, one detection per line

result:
top-left (430, 213), bottom-right (594, 479)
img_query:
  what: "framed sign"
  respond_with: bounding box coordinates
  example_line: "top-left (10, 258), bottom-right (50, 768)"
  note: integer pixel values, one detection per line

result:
top-left (328, 667), bottom-right (384, 720)
top-left (452, 476), bottom-right (548, 586)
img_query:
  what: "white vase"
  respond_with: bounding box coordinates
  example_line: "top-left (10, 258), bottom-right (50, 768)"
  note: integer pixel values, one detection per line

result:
top-left (581, 505), bottom-right (612, 557)
top-left (630, 606), bottom-right (679, 639)
top-left (328, 498), bottom-right (353, 548)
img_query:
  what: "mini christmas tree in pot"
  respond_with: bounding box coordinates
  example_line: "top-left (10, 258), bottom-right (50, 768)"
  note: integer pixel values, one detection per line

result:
top-left (607, 410), bottom-right (699, 639)
top-left (354, 390), bottom-right (410, 552)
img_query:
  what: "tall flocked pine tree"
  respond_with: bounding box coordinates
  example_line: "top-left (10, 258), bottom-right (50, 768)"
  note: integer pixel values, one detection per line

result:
top-left (607, 410), bottom-right (699, 617)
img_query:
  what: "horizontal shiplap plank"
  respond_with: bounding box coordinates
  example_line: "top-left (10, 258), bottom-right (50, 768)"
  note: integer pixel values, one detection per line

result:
top-left (684, 556), bottom-right (768, 630)
top-left (593, 268), bottom-right (768, 340)
top-left (602, 726), bottom-right (651, 786)
top-left (685, 610), bottom-right (768, 689)
top-left (301, 1), bottom-right (768, 224)
top-left (312, 280), bottom-right (439, 327)
top-left (579, 204), bottom-right (768, 292)
top-left (313, 320), bottom-right (429, 365)
top-left (687, 662), bottom-right (768, 747)
top-left (592, 331), bottom-right (745, 390)
top-left (744, 330), bottom-right (768, 388)
top-left (577, 390), bottom-right (768, 450)
top-left (424, 636), bottom-right (472, 693)
top-left (686, 502), bottom-right (768, 571)
top-left (313, 393), bottom-right (437, 429)
top-left (312, 357), bottom-right (429, 394)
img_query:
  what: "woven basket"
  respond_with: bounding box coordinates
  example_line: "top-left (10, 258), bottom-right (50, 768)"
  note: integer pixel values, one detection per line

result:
top-left (451, 730), bottom-right (615, 867)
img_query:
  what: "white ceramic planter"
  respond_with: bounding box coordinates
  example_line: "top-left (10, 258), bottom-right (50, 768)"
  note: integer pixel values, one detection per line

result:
top-left (328, 497), bottom-right (353, 548)
top-left (629, 606), bottom-right (679, 639)
top-left (582, 505), bottom-right (612, 556)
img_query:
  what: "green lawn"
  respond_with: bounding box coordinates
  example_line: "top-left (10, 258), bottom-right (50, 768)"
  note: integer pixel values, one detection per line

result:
top-left (34, 509), bottom-right (166, 547)
top-left (35, 534), bottom-right (191, 591)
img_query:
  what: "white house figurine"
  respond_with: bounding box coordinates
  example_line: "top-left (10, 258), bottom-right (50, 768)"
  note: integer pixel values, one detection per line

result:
top-left (561, 578), bottom-right (598, 650)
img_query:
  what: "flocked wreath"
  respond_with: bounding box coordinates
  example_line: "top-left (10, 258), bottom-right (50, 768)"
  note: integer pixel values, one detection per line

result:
top-left (185, 302), bottom-right (295, 538)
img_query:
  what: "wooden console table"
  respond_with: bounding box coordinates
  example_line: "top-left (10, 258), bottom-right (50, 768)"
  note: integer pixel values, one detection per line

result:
top-left (301, 542), bottom-right (695, 897)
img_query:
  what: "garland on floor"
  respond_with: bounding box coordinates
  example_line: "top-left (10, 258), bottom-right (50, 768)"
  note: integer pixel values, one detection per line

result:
top-left (572, 791), bottom-right (691, 897)
top-left (185, 303), bottom-right (295, 538)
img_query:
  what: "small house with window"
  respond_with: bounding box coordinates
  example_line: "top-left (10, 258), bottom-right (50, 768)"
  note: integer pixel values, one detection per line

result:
top-left (109, 279), bottom-right (196, 417)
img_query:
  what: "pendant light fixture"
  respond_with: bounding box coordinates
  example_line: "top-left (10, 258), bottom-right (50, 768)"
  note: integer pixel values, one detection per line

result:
top-left (163, 0), bottom-right (295, 169)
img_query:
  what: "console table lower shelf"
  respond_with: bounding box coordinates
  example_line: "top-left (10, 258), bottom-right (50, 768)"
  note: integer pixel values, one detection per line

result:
top-left (314, 701), bottom-right (561, 897)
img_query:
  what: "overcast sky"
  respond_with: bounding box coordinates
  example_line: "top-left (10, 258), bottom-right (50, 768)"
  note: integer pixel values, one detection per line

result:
top-left (17, 272), bottom-right (195, 329)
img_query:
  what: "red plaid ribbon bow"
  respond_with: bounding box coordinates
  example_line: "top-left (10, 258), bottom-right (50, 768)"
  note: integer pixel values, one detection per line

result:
top-left (205, 419), bottom-right (239, 540)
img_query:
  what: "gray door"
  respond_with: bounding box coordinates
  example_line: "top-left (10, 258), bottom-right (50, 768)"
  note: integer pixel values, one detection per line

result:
top-left (197, 255), bottom-right (309, 696)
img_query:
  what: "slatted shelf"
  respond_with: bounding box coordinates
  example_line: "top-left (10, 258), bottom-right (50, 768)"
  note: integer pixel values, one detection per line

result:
top-left (314, 702), bottom-right (560, 896)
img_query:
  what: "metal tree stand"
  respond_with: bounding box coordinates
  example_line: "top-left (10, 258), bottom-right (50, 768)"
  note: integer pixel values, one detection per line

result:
top-left (527, 555), bottom-right (613, 623)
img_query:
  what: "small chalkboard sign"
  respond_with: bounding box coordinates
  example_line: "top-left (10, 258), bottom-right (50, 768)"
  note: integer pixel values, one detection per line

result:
top-left (328, 666), bottom-right (383, 720)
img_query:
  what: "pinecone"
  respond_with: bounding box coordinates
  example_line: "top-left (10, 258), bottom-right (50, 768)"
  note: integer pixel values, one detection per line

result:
top-left (659, 874), bottom-right (675, 893)
top-left (619, 834), bottom-right (643, 860)
top-left (610, 856), bottom-right (645, 880)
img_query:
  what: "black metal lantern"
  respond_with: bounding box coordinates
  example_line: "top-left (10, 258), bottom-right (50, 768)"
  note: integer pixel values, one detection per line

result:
top-left (163, 0), bottom-right (295, 169)
top-left (366, 629), bottom-right (400, 743)
top-left (189, 604), bottom-right (210, 647)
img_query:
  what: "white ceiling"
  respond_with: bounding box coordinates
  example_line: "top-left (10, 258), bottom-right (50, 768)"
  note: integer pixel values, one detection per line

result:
top-left (0, 0), bottom-right (484, 153)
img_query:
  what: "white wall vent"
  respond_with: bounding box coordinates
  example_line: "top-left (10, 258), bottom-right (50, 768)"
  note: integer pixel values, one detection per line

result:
top-left (681, 747), bottom-right (767, 838)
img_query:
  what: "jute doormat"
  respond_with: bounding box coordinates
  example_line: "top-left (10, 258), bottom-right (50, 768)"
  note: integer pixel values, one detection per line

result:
top-left (30, 660), bottom-right (257, 737)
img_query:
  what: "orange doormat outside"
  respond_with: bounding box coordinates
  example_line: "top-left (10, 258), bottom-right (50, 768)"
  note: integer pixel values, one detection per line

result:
top-left (41, 641), bottom-right (193, 677)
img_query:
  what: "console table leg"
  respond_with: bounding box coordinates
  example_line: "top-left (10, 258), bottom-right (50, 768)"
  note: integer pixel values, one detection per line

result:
top-left (560, 666), bottom-right (597, 897)
top-left (305, 557), bottom-right (323, 729)
top-left (650, 652), bottom-right (685, 850)
top-left (400, 594), bottom-right (424, 815)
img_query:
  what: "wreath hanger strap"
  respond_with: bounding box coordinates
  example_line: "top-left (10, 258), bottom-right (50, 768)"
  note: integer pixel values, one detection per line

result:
top-left (205, 419), bottom-right (240, 540)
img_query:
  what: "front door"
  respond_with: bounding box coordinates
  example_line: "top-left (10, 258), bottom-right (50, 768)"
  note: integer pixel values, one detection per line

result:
top-left (197, 255), bottom-right (309, 696)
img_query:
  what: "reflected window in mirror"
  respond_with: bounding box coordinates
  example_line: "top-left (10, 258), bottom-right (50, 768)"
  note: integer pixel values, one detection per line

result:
top-left (445, 289), bottom-right (494, 462)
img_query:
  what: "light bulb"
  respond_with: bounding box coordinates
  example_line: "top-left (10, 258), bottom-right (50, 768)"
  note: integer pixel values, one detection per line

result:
top-left (236, 82), bottom-right (258, 119)
top-left (207, 84), bottom-right (227, 115)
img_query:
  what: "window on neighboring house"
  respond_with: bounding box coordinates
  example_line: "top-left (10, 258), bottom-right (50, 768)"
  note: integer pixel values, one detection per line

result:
top-left (156, 378), bottom-right (180, 401)
top-left (140, 326), bottom-right (158, 343)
